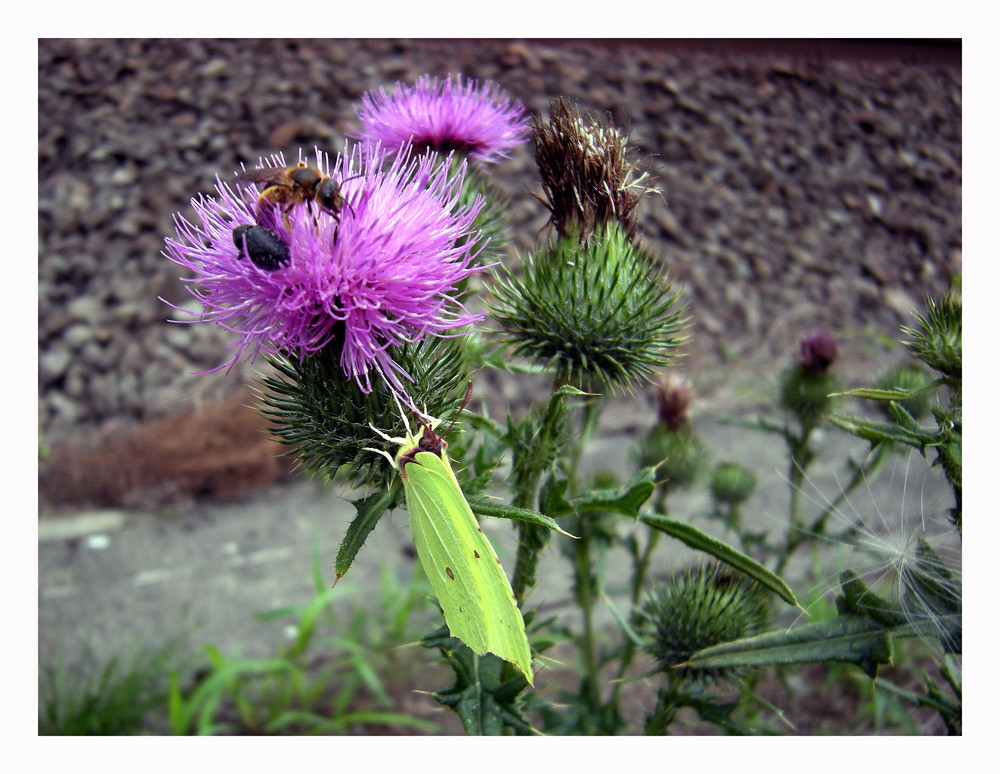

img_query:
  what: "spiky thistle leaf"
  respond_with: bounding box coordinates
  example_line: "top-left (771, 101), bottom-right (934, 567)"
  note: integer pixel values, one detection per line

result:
top-left (902, 296), bottom-right (962, 382)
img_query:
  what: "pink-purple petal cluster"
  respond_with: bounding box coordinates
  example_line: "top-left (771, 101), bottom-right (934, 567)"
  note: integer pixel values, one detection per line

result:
top-left (354, 74), bottom-right (530, 164)
top-left (797, 329), bottom-right (840, 374)
top-left (163, 145), bottom-right (487, 400)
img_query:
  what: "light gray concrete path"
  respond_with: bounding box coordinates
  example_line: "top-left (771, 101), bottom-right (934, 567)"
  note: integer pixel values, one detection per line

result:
top-left (38, 409), bottom-right (952, 677)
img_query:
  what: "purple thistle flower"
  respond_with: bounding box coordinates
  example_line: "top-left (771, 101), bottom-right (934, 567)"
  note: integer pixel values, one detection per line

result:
top-left (655, 374), bottom-right (694, 431)
top-left (797, 329), bottom-right (840, 374)
top-left (163, 144), bottom-right (487, 401)
top-left (353, 74), bottom-right (530, 164)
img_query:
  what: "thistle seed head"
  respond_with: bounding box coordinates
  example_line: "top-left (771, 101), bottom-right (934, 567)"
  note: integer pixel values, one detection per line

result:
top-left (531, 98), bottom-right (657, 242)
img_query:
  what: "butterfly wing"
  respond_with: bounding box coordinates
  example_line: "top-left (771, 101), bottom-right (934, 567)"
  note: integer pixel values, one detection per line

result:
top-left (403, 449), bottom-right (533, 684)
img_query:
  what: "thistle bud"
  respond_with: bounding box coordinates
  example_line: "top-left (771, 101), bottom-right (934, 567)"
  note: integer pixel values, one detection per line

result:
top-left (780, 330), bottom-right (841, 427)
top-left (256, 336), bottom-right (471, 490)
top-left (638, 566), bottom-right (769, 687)
top-left (709, 461), bottom-right (757, 506)
top-left (637, 374), bottom-right (704, 489)
top-left (902, 295), bottom-right (962, 383)
top-left (655, 374), bottom-right (694, 431)
top-left (637, 423), bottom-right (707, 490)
top-left (491, 222), bottom-right (687, 392)
top-left (797, 329), bottom-right (839, 375)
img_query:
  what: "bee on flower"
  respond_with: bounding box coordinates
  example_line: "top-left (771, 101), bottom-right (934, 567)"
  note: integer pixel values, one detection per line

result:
top-left (162, 144), bottom-right (488, 405)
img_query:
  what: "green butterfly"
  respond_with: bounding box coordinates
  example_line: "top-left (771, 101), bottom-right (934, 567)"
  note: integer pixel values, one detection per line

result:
top-left (372, 395), bottom-right (534, 685)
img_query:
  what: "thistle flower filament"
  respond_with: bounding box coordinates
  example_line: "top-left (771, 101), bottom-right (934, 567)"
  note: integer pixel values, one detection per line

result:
top-left (354, 74), bottom-right (530, 164)
top-left (163, 145), bottom-right (487, 404)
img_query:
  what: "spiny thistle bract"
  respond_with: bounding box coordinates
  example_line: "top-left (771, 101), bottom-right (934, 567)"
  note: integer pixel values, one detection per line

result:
top-left (531, 98), bottom-right (657, 242)
top-left (255, 335), bottom-right (471, 491)
top-left (638, 566), bottom-right (769, 688)
top-left (490, 222), bottom-right (687, 392)
top-left (902, 295), bottom-right (961, 383)
top-left (779, 367), bottom-right (839, 427)
top-left (710, 461), bottom-right (758, 506)
top-left (637, 424), bottom-right (707, 490)
top-left (779, 330), bottom-right (841, 428)
top-left (873, 363), bottom-right (934, 420)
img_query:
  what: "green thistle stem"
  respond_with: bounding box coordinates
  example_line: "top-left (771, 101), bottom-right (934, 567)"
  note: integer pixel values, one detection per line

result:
top-left (571, 395), bottom-right (604, 488)
top-left (775, 421), bottom-right (816, 575)
top-left (644, 687), bottom-right (681, 735)
top-left (565, 394), bottom-right (610, 727)
top-left (565, 395), bottom-right (606, 719)
top-left (572, 512), bottom-right (604, 725)
top-left (511, 364), bottom-right (572, 603)
top-left (511, 521), bottom-right (545, 605)
top-left (722, 502), bottom-right (741, 532)
top-left (941, 385), bottom-right (962, 531)
top-left (610, 516), bottom-right (662, 709)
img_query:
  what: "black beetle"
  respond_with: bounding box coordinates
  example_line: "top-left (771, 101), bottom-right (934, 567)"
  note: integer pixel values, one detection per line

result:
top-left (232, 224), bottom-right (291, 271)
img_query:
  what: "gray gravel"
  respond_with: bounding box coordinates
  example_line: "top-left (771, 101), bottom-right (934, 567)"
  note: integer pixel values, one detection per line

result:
top-left (39, 39), bottom-right (961, 447)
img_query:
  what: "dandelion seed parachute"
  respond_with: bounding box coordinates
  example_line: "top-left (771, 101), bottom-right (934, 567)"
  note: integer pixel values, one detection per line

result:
top-left (788, 450), bottom-right (961, 656)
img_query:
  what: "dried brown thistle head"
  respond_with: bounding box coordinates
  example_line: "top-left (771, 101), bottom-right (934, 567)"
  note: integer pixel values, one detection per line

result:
top-left (531, 98), bottom-right (657, 243)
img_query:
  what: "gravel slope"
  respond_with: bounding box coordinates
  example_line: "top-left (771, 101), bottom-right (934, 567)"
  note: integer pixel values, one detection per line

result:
top-left (38, 39), bottom-right (961, 508)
